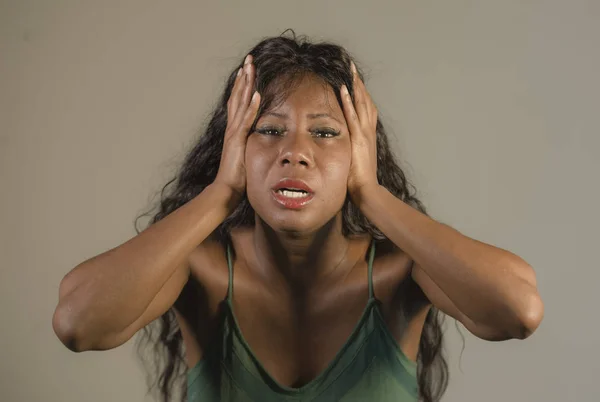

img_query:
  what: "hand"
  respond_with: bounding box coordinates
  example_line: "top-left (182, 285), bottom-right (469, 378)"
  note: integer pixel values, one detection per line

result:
top-left (214, 55), bottom-right (261, 197)
top-left (341, 62), bottom-right (379, 205)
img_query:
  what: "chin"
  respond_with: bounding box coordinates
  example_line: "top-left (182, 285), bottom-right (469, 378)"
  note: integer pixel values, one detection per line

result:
top-left (265, 212), bottom-right (322, 235)
top-left (257, 207), bottom-right (344, 239)
top-left (248, 192), bottom-right (345, 236)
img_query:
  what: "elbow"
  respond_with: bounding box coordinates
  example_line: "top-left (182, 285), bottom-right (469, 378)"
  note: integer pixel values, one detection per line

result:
top-left (53, 301), bottom-right (104, 353)
top-left (513, 292), bottom-right (544, 340)
top-left (52, 304), bottom-right (127, 352)
top-left (52, 302), bottom-right (87, 352)
top-left (506, 259), bottom-right (544, 340)
top-left (53, 274), bottom-right (84, 352)
top-left (53, 274), bottom-right (96, 352)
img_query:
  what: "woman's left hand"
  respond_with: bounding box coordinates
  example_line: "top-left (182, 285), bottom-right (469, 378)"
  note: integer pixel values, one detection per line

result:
top-left (341, 62), bottom-right (380, 205)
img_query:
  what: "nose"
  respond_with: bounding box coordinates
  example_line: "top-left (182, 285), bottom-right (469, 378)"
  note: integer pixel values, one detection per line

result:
top-left (279, 132), bottom-right (313, 168)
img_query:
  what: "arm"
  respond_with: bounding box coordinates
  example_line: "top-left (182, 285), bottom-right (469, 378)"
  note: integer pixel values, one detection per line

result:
top-left (53, 55), bottom-right (260, 352)
top-left (52, 183), bottom-right (240, 352)
top-left (341, 62), bottom-right (543, 341)
top-left (358, 185), bottom-right (544, 340)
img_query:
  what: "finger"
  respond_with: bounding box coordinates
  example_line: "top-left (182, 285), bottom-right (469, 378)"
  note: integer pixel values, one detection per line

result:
top-left (351, 63), bottom-right (369, 124)
top-left (238, 55), bottom-right (256, 110)
top-left (240, 62), bottom-right (255, 111)
top-left (352, 62), bottom-right (377, 129)
top-left (230, 63), bottom-right (255, 129)
top-left (227, 67), bottom-right (245, 123)
top-left (228, 55), bottom-right (252, 123)
top-left (238, 91), bottom-right (261, 136)
top-left (340, 85), bottom-right (362, 139)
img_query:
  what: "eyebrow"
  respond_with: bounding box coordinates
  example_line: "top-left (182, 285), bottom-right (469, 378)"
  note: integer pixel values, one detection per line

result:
top-left (263, 111), bottom-right (341, 124)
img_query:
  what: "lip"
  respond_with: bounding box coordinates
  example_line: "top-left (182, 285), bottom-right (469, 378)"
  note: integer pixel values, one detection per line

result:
top-left (271, 178), bottom-right (315, 210)
top-left (272, 179), bottom-right (314, 194)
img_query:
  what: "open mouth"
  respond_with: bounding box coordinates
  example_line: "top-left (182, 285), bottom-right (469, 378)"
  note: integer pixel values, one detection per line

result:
top-left (275, 188), bottom-right (310, 198)
top-left (271, 179), bottom-right (315, 209)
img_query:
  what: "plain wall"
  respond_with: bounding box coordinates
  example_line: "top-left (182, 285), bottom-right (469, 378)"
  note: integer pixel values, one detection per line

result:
top-left (1, 1), bottom-right (598, 401)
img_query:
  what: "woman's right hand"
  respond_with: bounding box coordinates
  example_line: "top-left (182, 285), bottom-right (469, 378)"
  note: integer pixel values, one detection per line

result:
top-left (214, 54), bottom-right (260, 197)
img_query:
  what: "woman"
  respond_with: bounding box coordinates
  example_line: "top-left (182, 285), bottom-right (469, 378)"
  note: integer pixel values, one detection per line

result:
top-left (52, 33), bottom-right (544, 402)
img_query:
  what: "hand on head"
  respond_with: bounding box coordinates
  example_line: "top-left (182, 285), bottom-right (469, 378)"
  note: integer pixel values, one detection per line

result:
top-left (214, 54), bottom-right (261, 197)
top-left (341, 62), bottom-right (380, 204)
top-left (215, 56), bottom-right (380, 208)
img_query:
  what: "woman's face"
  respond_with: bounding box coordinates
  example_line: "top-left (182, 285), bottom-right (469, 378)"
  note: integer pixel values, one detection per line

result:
top-left (245, 75), bottom-right (351, 234)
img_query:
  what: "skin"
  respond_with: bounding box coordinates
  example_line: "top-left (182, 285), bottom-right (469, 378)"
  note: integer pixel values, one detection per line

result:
top-left (177, 58), bottom-right (544, 386)
top-left (53, 54), bottom-right (544, 390)
top-left (177, 75), bottom-right (422, 386)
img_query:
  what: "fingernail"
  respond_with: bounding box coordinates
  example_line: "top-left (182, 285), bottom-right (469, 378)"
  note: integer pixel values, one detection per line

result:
top-left (251, 91), bottom-right (259, 102)
top-left (351, 61), bottom-right (356, 74)
top-left (341, 85), bottom-right (348, 96)
top-left (237, 68), bottom-right (242, 77)
top-left (244, 55), bottom-right (251, 65)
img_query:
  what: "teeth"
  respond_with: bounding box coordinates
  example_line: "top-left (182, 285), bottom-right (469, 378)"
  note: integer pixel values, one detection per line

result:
top-left (278, 189), bottom-right (308, 198)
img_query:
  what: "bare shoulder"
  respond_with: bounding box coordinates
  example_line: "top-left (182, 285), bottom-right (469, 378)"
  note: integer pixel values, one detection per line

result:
top-left (372, 239), bottom-right (432, 360)
top-left (373, 239), bottom-right (430, 307)
top-left (171, 232), bottom-right (241, 368)
top-left (188, 234), bottom-right (229, 288)
top-left (371, 239), bottom-right (415, 303)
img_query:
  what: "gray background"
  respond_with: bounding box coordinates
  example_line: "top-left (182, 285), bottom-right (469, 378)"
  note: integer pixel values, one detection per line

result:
top-left (1, 1), bottom-right (598, 401)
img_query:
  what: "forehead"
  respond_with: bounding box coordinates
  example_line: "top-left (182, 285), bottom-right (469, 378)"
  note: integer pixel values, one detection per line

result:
top-left (264, 75), bottom-right (342, 116)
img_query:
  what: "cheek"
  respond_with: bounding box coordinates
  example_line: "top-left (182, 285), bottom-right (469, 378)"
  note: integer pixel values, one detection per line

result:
top-left (328, 141), bottom-right (352, 177)
top-left (244, 141), bottom-right (267, 184)
top-left (322, 150), bottom-right (351, 194)
top-left (244, 140), bottom-right (277, 210)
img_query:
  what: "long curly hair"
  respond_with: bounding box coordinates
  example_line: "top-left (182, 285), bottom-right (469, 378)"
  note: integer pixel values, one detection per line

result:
top-left (135, 30), bottom-right (449, 402)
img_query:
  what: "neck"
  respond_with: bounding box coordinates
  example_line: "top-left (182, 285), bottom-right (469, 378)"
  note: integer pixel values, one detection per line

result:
top-left (251, 214), bottom-right (352, 287)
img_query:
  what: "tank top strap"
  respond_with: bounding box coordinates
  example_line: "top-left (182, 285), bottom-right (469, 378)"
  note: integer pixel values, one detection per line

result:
top-left (367, 239), bottom-right (376, 300)
top-left (226, 242), bottom-right (234, 302)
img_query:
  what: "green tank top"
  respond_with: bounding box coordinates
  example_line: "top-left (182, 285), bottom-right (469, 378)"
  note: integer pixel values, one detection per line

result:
top-left (187, 241), bottom-right (418, 401)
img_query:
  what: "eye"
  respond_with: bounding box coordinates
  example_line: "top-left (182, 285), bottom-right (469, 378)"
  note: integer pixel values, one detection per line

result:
top-left (256, 126), bottom-right (285, 136)
top-left (312, 128), bottom-right (340, 138)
